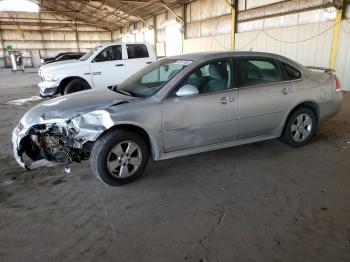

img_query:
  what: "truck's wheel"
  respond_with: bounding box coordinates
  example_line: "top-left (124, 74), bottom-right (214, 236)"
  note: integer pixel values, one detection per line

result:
top-left (90, 129), bottom-right (149, 186)
top-left (282, 107), bottom-right (317, 148)
top-left (63, 79), bottom-right (89, 95)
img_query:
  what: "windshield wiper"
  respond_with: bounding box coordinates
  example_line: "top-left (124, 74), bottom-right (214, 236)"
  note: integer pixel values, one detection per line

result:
top-left (108, 85), bottom-right (143, 98)
top-left (108, 85), bottom-right (130, 96)
top-left (116, 90), bottom-right (132, 96)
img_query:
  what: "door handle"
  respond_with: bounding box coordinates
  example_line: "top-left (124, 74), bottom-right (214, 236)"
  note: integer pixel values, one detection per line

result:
top-left (146, 61), bottom-right (152, 64)
top-left (281, 87), bottom-right (293, 95)
top-left (92, 72), bottom-right (101, 75)
top-left (115, 64), bottom-right (124, 67)
top-left (219, 96), bottom-right (235, 104)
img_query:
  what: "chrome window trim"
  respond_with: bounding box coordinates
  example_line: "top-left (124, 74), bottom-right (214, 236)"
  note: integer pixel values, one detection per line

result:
top-left (237, 78), bottom-right (303, 90)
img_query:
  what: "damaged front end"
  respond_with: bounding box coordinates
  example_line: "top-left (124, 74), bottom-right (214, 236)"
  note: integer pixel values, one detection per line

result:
top-left (12, 86), bottom-right (140, 173)
top-left (12, 119), bottom-right (91, 173)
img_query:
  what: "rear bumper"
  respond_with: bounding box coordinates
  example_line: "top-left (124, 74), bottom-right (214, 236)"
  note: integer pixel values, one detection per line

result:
top-left (319, 92), bottom-right (343, 122)
top-left (38, 81), bottom-right (59, 97)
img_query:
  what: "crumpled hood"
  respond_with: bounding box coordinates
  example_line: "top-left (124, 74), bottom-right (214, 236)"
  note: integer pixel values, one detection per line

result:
top-left (20, 88), bottom-right (138, 127)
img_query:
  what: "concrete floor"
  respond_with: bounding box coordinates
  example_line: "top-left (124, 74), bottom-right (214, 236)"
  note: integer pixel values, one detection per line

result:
top-left (0, 68), bottom-right (349, 262)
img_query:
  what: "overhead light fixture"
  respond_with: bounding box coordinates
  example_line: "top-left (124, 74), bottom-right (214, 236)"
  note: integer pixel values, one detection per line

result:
top-left (0, 0), bottom-right (39, 12)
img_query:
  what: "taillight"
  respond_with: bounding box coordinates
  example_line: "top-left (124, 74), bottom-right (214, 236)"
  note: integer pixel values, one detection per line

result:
top-left (335, 76), bottom-right (341, 92)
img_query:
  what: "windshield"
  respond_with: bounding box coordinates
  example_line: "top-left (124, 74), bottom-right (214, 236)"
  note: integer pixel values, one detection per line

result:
top-left (79, 46), bottom-right (101, 61)
top-left (116, 59), bottom-right (192, 98)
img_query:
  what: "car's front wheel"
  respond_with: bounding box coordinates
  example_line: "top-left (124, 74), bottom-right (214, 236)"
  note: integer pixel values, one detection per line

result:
top-left (90, 129), bottom-right (149, 186)
top-left (282, 107), bottom-right (317, 147)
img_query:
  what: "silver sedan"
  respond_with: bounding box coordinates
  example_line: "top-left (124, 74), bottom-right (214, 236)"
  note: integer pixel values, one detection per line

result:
top-left (12, 52), bottom-right (343, 186)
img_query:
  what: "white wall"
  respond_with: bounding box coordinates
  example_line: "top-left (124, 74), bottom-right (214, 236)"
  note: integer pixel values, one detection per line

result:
top-left (234, 20), bottom-right (350, 91)
top-left (242, 0), bottom-right (283, 10)
top-left (183, 34), bottom-right (231, 53)
top-left (336, 20), bottom-right (350, 91)
top-left (235, 21), bottom-right (334, 67)
top-left (118, 17), bottom-right (154, 46)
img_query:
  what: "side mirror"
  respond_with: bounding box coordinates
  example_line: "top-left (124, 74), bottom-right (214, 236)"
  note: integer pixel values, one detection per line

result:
top-left (176, 84), bottom-right (199, 97)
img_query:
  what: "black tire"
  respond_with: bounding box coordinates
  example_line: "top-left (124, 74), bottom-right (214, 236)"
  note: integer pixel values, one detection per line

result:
top-left (90, 129), bottom-right (149, 186)
top-left (63, 79), bottom-right (89, 95)
top-left (282, 107), bottom-right (317, 148)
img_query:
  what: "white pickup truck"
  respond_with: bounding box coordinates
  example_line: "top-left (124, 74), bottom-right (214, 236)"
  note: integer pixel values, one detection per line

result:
top-left (38, 42), bottom-right (157, 97)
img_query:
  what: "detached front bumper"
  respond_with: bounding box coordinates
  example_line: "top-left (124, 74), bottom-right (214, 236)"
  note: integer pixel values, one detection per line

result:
top-left (11, 126), bottom-right (27, 169)
top-left (38, 81), bottom-right (59, 97)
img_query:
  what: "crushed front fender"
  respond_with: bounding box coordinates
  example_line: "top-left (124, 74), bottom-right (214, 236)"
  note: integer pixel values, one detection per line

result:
top-left (11, 126), bottom-right (28, 170)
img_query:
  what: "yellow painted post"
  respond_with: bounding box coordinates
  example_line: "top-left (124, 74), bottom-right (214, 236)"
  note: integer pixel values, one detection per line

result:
top-left (329, 1), bottom-right (344, 70)
top-left (224, 0), bottom-right (236, 50)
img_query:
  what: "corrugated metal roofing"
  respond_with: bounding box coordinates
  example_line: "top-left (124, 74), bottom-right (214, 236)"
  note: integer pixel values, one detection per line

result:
top-left (36, 0), bottom-right (186, 31)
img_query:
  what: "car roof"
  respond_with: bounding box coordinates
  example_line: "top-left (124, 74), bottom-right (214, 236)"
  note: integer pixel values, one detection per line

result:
top-left (167, 51), bottom-right (306, 70)
top-left (168, 51), bottom-right (286, 61)
top-left (103, 41), bottom-right (151, 46)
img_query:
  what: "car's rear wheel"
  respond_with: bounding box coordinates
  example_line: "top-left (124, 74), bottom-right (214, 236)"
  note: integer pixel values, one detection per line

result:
top-left (63, 79), bottom-right (89, 95)
top-left (90, 129), bottom-right (149, 186)
top-left (282, 107), bottom-right (317, 147)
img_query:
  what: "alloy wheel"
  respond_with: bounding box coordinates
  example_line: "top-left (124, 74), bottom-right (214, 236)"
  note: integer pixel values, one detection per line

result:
top-left (107, 141), bottom-right (142, 178)
top-left (291, 113), bottom-right (313, 142)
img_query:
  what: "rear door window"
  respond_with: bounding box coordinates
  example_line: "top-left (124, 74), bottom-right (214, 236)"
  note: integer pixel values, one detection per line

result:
top-left (282, 63), bottom-right (302, 80)
top-left (238, 58), bottom-right (283, 87)
top-left (127, 44), bottom-right (149, 59)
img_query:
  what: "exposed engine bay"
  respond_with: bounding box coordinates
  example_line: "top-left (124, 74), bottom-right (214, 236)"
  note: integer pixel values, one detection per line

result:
top-left (17, 121), bottom-right (91, 173)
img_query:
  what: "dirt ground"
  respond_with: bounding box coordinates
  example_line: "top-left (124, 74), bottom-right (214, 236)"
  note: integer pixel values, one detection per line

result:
top-left (0, 68), bottom-right (349, 262)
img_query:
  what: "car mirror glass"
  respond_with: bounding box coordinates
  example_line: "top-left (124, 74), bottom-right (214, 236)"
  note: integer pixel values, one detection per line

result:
top-left (176, 84), bottom-right (199, 97)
